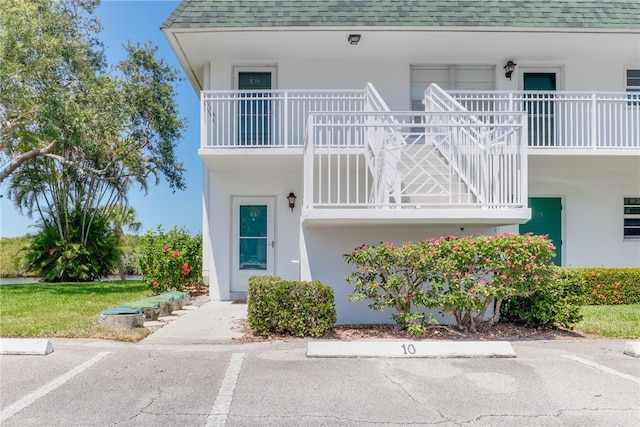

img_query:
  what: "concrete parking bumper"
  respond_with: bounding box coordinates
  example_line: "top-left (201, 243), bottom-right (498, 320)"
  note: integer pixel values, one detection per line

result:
top-left (624, 341), bottom-right (640, 358)
top-left (0, 338), bottom-right (54, 355)
top-left (307, 339), bottom-right (516, 358)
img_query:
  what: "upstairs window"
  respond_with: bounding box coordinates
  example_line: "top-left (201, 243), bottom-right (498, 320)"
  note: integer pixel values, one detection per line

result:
top-left (410, 65), bottom-right (494, 111)
top-left (624, 197), bottom-right (640, 240)
top-left (626, 68), bottom-right (640, 106)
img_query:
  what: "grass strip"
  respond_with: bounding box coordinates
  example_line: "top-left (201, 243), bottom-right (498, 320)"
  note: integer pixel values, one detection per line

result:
top-left (0, 281), bottom-right (152, 342)
top-left (576, 304), bottom-right (640, 339)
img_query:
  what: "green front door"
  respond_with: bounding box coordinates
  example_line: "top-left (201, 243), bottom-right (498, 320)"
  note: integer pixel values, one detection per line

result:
top-left (238, 72), bottom-right (272, 145)
top-left (232, 197), bottom-right (275, 292)
top-left (519, 197), bottom-right (562, 265)
top-left (524, 73), bottom-right (556, 146)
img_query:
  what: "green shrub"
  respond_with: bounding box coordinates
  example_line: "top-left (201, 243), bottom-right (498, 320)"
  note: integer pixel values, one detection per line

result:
top-left (25, 210), bottom-right (119, 282)
top-left (138, 226), bottom-right (202, 294)
top-left (0, 235), bottom-right (33, 277)
top-left (579, 268), bottom-right (640, 305)
top-left (344, 241), bottom-right (439, 335)
top-left (247, 276), bottom-right (336, 337)
top-left (501, 268), bottom-right (586, 328)
top-left (345, 234), bottom-right (557, 334)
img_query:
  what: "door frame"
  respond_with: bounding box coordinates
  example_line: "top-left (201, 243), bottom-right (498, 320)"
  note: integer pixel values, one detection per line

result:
top-left (231, 196), bottom-right (276, 293)
top-left (520, 196), bottom-right (564, 266)
top-left (518, 67), bottom-right (563, 90)
top-left (519, 68), bottom-right (562, 147)
top-left (233, 66), bottom-right (278, 90)
top-left (234, 66), bottom-right (277, 146)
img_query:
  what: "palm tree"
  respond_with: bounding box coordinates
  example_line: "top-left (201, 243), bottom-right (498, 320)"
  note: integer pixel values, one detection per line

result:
top-left (104, 204), bottom-right (142, 280)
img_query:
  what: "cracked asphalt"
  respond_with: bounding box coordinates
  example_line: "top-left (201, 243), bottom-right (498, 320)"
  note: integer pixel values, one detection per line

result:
top-left (1, 338), bottom-right (638, 426)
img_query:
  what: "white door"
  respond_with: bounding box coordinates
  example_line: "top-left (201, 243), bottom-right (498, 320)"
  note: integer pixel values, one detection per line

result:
top-left (231, 197), bottom-right (275, 292)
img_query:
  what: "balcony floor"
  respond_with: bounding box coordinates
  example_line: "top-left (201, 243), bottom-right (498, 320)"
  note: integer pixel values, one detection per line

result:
top-left (301, 207), bottom-right (531, 227)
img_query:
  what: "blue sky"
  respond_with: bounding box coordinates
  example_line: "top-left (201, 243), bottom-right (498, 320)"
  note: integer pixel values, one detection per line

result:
top-left (0, 0), bottom-right (201, 238)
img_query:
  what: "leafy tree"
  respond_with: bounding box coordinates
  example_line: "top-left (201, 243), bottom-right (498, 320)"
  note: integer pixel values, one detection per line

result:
top-left (0, 0), bottom-right (187, 280)
top-left (0, 0), bottom-right (186, 188)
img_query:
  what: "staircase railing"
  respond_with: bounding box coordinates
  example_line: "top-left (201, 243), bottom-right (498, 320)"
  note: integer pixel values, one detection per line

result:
top-left (364, 84), bottom-right (412, 206)
top-left (304, 111), bottom-right (527, 209)
top-left (422, 84), bottom-right (528, 208)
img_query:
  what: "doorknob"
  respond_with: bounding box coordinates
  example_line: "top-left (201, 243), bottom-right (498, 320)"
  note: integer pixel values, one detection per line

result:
top-left (271, 241), bottom-right (275, 248)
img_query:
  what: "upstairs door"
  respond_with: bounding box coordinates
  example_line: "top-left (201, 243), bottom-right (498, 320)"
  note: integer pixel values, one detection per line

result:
top-left (524, 73), bottom-right (556, 147)
top-left (238, 71), bottom-right (272, 146)
top-left (231, 197), bottom-right (275, 292)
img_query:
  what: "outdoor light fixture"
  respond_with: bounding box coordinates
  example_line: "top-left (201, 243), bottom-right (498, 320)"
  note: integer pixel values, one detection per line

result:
top-left (348, 34), bottom-right (361, 45)
top-left (504, 60), bottom-right (517, 80)
top-left (287, 192), bottom-right (297, 212)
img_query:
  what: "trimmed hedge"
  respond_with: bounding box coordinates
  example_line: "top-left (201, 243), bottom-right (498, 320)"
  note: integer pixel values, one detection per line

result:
top-left (501, 268), bottom-right (586, 328)
top-left (247, 276), bottom-right (336, 337)
top-left (578, 268), bottom-right (640, 305)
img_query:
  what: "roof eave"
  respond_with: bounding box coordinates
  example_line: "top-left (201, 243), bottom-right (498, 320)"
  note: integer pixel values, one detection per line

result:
top-left (162, 26), bottom-right (203, 95)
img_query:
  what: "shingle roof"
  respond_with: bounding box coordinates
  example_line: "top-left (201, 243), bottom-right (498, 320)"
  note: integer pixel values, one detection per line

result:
top-left (162, 0), bottom-right (640, 30)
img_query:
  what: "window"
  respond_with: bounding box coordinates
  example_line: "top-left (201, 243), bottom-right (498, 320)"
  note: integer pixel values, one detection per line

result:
top-left (626, 68), bottom-right (640, 106)
top-left (624, 197), bottom-right (640, 240)
top-left (410, 65), bottom-right (495, 111)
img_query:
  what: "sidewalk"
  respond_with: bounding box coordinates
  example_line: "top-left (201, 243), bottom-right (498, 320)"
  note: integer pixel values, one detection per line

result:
top-left (141, 300), bottom-right (247, 345)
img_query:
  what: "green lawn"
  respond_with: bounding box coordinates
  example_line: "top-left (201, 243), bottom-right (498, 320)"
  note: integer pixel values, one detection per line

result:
top-left (0, 281), bottom-right (152, 341)
top-left (1, 281), bottom-right (638, 341)
top-left (575, 304), bottom-right (640, 339)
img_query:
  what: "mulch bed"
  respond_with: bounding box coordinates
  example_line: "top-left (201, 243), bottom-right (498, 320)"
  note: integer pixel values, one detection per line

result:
top-left (233, 319), bottom-right (588, 343)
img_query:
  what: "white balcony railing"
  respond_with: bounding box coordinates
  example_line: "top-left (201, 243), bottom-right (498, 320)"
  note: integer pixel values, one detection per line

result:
top-left (303, 112), bottom-right (527, 210)
top-left (201, 87), bottom-right (639, 150)
top-left (201, 89), bottom-right (366, 148)
top-left (448, 91), bottom-right (640, 149)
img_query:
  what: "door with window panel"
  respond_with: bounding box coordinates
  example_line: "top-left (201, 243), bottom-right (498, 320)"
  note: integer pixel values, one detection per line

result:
top-left (524, 73), bottom-right (557, 147)
top-left (232, 197), bottom-right (274, 292)
top-left (238, 71), bottom-right (272, 146)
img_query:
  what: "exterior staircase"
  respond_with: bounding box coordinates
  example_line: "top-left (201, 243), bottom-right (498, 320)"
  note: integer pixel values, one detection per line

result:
top-left (397, 142), bottom-right (477, 207)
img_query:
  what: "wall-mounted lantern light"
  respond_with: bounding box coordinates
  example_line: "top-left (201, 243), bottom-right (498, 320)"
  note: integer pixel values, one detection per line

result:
top-left (504, 60), bottom-right (517, 80)
top-left (287, 192), bottom-right (297, 212)
top-left (348, 34), bottom-right (361, 45)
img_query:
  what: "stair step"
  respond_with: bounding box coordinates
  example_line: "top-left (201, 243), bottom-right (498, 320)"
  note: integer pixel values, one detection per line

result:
top-left (401, 195), bottom-right (478, 205)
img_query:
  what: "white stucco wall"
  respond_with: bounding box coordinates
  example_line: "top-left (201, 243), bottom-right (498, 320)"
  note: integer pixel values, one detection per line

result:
top-left (203, 30), bottom-right (639, 94)
top-left (205, 156), bottom-right (303, 300)
top-left (529, 155), bottom-right (640, 267)
top-left (300, 224), bottom-right (495, 324)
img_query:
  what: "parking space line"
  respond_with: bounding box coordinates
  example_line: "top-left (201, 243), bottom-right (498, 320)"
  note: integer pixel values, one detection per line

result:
top-left (562, 355), bottom-right (640, 384)
top-left (205, 352), bottom-right (245, 427)
top-left (0, 351), bottom-right (112, 423)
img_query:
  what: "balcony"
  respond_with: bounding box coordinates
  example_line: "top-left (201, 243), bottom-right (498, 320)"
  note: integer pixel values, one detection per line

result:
top-left (201, 88), bottom-right (371, 149)
top-left (201, 87), bottom-right (639, 152)
top-left (301, 110), bottom-right (530, 226)
top-left (449, 90), bottom-right (640, 153)
top-left (198, 84), bottom-right (638, 224)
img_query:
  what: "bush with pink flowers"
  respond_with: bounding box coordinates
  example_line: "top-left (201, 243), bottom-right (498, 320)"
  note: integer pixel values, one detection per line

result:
top-left (345, 233), bottom-right (557, 334)
top-left (138, 226), bottom-right (202, 294)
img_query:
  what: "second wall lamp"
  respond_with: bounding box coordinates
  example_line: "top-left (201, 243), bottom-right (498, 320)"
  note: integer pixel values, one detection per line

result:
top-left (287, 192), bottom-right (297, 212)
top-left (504, 60), bottom-right (517, 80)
top-left (348, 34), bottom-right (361, 45)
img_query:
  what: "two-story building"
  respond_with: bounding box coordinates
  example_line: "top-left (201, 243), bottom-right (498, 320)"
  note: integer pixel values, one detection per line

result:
top-left (162, 0), bottom-right (640, 323)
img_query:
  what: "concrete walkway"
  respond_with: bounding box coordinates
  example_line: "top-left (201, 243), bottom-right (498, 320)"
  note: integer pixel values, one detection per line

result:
top-left (141, 300), bottom-right (247, 345)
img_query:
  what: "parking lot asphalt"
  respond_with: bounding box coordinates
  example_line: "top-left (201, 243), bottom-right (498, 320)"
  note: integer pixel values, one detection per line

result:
top-left (1, 336), bottom-right (638, 426)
